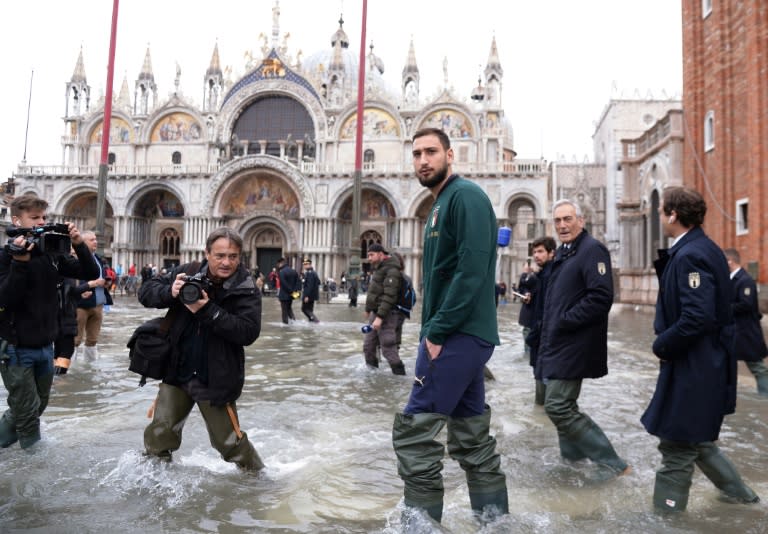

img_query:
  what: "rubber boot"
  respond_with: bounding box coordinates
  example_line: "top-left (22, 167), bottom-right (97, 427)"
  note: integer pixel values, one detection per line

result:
top-left (36, 372), bottom-right (54, 416)
top-left (447, 406), bottom-right (508, 522)
top-left (653, 472), bottom-right (691, 512)
top-left (220, 431), bottom-right (265, 471)
top-left (568, 417), bottom-right (629, 474)
top-left (755, 374), bottom-right (768, 397)
top-left (200, 400), bottom-right (265, 472)
top-left (534, 380), bottom-right (546, 406)
top-left (483, 366), bottom-right (496, 381)
top-left (1, 365), bottom-right (41, 450)
top-left (390, 362), bottom-right (406, 375)
top-left (695, 443), bottom-right (759, 503)
top-left (558, 431), bottom-right (587, 461)
top-left (393, 412), bottom-right (448, 523)
top-left (0, 411), bottom-right (18, 448)
top-left (144, 384), bottom-right (195, 460)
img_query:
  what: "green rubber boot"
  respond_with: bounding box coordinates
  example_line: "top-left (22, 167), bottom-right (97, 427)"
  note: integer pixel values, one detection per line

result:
top-left (653, 472), bottom-right (691, 512)
top-left (393, 412), bottom-right (448, 523)
top-left (695, 443), bottom-right (759, 503)
top-left (0, 411), bottom-right (18, 448)
top-left (447, 405), bottom-right (508, 522)
top-left (1, 365), bottom-right (41, 449)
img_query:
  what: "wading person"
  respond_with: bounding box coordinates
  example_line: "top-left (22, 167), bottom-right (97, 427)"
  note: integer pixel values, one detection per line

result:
top-left (723, 248), bottom-right (768, 397)
top-left (74, 231), bottom-right (112, 358)
top-left (300, 258), bottom-right (320, 323)
top-left (363, 243), bottom-right (406, 375)
top-left (0, 194), bottom-right (98, 448)
top-left (392, 128), bottom-right (507, 525)
top-left (139, 227), bottom-right (264, 470)
top-left (276, 257), bottom-right (300, 324)
top-left (535, 199), bottom-right (630, 476)
top-left (643, 187), bottom-right (759, 511)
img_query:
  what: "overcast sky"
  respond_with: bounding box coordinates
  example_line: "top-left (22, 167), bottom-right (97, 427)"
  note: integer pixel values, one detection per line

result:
top-left (0, 0), bottom-right (682, 178)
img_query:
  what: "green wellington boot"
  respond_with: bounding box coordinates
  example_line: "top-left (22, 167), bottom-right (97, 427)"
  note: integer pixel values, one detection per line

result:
top-left (447, 406), bottom-right (508, 522)
top-left (653, 472), bottom-right (691, 512)
top-left (696, 443), bottom-right (759, 503)
top-left (393, 412), bottom-right (448, 523)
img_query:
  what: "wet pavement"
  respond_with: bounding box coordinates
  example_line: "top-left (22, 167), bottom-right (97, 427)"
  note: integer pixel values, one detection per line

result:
top-left (0, 294), bottom-right (767, 533)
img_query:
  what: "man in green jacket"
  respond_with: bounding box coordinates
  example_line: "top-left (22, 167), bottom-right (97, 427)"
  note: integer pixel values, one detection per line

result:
top-left (392, 127), bottom-right (508, 526)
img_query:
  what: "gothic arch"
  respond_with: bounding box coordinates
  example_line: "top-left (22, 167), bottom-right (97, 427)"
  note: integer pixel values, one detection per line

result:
top-left (336, 102), bottom-right (406, 142)
top-left (142, 107), bottom-right (207, 144)
top-left (238, 215), bottom-right (299, 255)
top-left (125, 182), bottom-right (187, 218)
top-left (329, 183), bottom-right (401, 220)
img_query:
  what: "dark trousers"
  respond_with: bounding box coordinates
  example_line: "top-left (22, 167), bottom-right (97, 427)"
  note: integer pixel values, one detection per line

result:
top-left (301, 299), bottom-right (318, 322)
top-left (279, 299), bottom-right (295, 324)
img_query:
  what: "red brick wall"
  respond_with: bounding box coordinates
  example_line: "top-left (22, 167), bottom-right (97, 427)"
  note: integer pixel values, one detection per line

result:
top-left (682, 1), bottom-right (768, 284)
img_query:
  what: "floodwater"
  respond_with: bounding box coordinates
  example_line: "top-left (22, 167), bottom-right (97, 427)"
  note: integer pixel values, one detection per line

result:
top-left (1, 294), bottom-right (767, 533)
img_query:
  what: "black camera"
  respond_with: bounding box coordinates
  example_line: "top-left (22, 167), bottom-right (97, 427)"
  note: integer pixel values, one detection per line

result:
top-left (179, 273), bottom-right (213, 304)
top-left (5, 223), bottom-right (71, 256)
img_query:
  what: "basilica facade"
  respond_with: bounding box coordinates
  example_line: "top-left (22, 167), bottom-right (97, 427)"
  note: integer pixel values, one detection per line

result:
top-left (11, 4), bottom-right (549, 289)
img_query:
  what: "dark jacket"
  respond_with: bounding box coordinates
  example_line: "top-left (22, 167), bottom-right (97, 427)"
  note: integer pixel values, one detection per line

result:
top-left (517, 271), bottom-right (538, 327)
top-left (277, 264), bottom-right (301, 302)
top-left (76, 254), bottom-right (113, 308)
top-left (0, 241), bottom-right (99, 347)
top-left (302, 268), bottom-right (321, 301)
top-left (730, 268), bottom-right (768, 362)
top-left (138, 260), bottom-right (261, 406)
top-left (641, 226), bottom-right (736, 442)
top-left (58, 277), bottom-right (81, 336)
top-left (534, 229), bottom-right (613, 380)
top-left (365, 256), bottom-right (402, 318)
top-left (525, 260), bottom-right (553, 367)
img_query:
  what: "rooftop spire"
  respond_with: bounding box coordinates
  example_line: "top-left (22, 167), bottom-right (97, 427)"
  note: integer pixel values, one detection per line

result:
top-left (402, 37), bottom-right (418, 77)
top-left (484, 35), bottom-right (503, 79)
top-left (71, 46), bottom-right (87, 83)
top-left (138, 45), bottom-right (154, 82)
top-left (331, 14), bottom-right (349, 48)
top-left (206, 41), bottom-right (222, 77)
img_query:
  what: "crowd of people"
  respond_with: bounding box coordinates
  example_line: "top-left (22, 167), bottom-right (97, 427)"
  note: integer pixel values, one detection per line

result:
top-left (1, 127), bottom-right (766, 528)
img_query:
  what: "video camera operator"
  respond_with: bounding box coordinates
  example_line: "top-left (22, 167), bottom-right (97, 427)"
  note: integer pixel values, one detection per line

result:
top-left (138, 227), bottom-right (264, 470)
top-left (0, 194), bottom-right (99, 449)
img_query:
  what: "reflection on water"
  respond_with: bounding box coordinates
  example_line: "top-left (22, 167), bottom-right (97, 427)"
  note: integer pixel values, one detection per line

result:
top-left (1, 297), bottom-right (766, 533)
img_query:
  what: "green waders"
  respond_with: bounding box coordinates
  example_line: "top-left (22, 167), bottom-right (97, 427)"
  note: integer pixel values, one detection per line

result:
top-left (0, 365), bottom-right (53, 449)
top-left (447, 406), bottom-right (508, 521)
top-left (745, 360), bottom-right (768, 397)
top-left (695, 443), bottom-right (759, 503)
top-left (392, 412), bottom-right (448, 523)
top-left (144, 383), bottom-right (264, 471)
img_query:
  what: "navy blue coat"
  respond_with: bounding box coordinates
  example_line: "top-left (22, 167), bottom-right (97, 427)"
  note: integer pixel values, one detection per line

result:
top-left (641, 226), bottom-right (736, 442)
top-left (302, 268), bottom-right (321, 301)
top-left (534, 229), bottom-right (613, 380)
top-left (277, 264), bottom-right (301, 302)
top-left (730, 268), bottom-right (768, 362)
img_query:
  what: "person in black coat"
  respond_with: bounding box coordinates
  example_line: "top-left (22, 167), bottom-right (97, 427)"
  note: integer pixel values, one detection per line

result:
top-left (535, 199), bottom-right (629, 476)
top-left (276, 257), bottom-right (300, 324)
top-left (300, 258), bottom-right (320, 323)
top-left (642, 187), bottom-right (758, 512)
top-left (517, 262), bottom-right (537, 358)
top-left (724, 248), bottom-right (768, 396)
top-left (523, 236), bottom-right (556, 405)
top-left (139, 227), bottom-right (263, 470)
top-left (53, 276), bottom-right (82, 375)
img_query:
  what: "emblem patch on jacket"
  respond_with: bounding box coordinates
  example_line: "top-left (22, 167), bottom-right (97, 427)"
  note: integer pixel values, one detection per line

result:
top-left (431, 205), bottom-right (440, 228)
top-left (597, 262), bottom-right (606, 275)
top-left (688, 272), bottom-right (701, 288)
top-left (745, 287), bottom-right (751, 296)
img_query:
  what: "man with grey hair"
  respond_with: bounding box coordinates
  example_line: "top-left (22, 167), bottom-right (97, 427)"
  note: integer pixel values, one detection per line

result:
top-left (74, 231), bottom-right (112, 358)
top-left (534, 199), bottom-right (630, 476)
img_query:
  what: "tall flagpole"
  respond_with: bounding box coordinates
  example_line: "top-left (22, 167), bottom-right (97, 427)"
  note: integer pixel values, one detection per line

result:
top-left (349, 0), bottom-right (367, 279)
top-left (22, 70), bottom-right (34, 165)
top-left (95, 0), bottom-right (119, 256)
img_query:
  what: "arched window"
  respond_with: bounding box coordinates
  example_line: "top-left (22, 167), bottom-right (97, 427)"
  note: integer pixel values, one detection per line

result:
top-left (160, 228), bottom-right (180, 256)
top-left (363, 149), bottom-right (375, 170)
top-left (108, 152), bottom-right (116, 165)
top-left (172, 151), bottom-right (182, 164)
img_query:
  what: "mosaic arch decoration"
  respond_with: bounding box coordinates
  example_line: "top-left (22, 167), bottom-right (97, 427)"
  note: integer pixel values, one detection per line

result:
top-left (339, 108), bottom-right (401, 140)
top-left (134, 190), bottom-right (185, 218)
top-left (150, 112), bottom-right (203, 142)
top-left (420, 108), bottom-right (473, 139)
top-left (66, 193), bottom-right (114, 219)
top-left (339, 190), bottom-right (395, 220)
top-left (89, 117), bottom-right (133, 144)
top-left (219, 174), bottom-right (300, 219)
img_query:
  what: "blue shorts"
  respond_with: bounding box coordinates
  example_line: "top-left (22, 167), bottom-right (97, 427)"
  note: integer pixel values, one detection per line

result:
top-left (404, 333), bottom-right (494, 417)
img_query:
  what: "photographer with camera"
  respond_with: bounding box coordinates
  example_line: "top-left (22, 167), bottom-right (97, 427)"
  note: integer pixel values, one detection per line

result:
top-left (0, 194), bottom-right (99, 449)
top-left (138, 227), bottom-right (264, 470)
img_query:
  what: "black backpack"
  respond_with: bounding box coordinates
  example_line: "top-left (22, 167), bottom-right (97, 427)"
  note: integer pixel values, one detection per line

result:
top-left (396, 273), bottom-right (417, 318)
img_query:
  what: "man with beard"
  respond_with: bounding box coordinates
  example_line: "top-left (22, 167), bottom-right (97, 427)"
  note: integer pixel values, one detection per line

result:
top-left (643, 187), bottom-right (758, 511)
top-left (392, 128), bottom-right (507, 525)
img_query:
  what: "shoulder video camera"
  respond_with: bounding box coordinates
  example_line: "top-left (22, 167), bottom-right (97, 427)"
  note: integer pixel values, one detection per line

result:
top-left (179, 273), bottom-right (213, 304)
top-left (5, 223), bottom-right (71, 256)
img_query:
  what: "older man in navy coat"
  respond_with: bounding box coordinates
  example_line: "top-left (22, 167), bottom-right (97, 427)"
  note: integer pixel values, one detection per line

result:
top-left (724, 248), bottom-right (768, 396)
top-left (535, 199), bottom-right (629, 476)
top-left (642, 186), bottom-right (759, 512)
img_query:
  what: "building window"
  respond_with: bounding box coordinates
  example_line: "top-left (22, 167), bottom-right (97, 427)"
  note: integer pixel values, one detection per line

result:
top-left (702, 0), bottom-right (712, 18)
top-left (108, 152), bottom-right (116, 165)
top-left (363, 149), bottom-right (375, 170)
top-left (736, 198), bottom-right (749, 235)
top-left (704, 110), bottom-right (715, 152)
top-left (171, 151), bottom-right (182, 164)
top-left (160, 228), bottom-right (180, 256)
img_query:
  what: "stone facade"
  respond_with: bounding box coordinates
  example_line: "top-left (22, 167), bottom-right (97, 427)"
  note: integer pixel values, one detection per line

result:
top-left (10, 7), bottom-right (549, 291)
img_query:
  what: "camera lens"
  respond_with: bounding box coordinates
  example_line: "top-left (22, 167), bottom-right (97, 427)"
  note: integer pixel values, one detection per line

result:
top-left (179, 282), bottom-right (202, 304)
